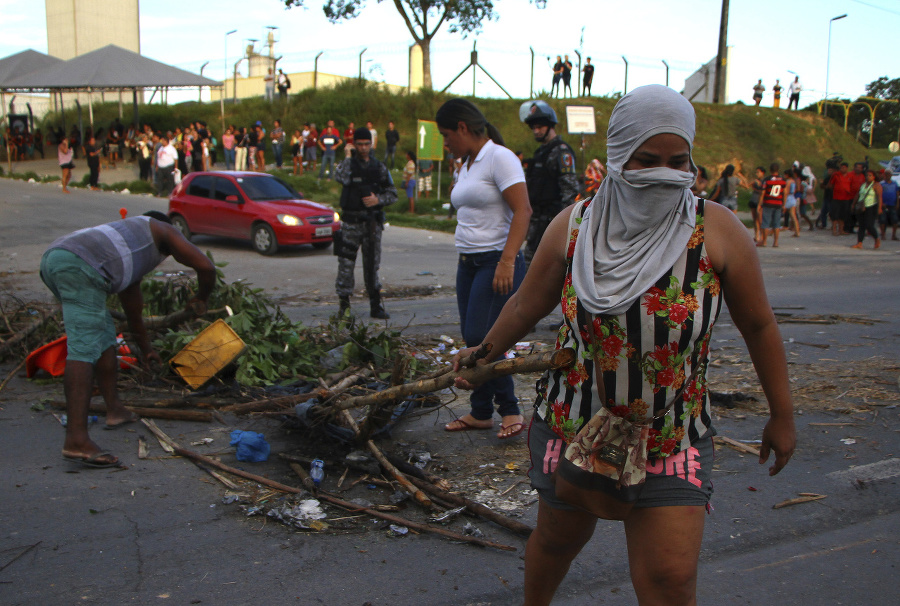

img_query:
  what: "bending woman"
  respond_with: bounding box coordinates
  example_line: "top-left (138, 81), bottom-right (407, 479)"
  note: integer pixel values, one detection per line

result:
top-left (436, 98), bottom-right (532, 439)
top-left (452, 85), bottom-right (795, 604)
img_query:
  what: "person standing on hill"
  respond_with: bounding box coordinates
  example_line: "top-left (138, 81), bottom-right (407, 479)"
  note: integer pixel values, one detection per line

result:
top-left (304, 123), bottom-right (318, 172)
top-left (550, 56), bottom-right (563, 98)
top-left (561, 55), bottom-right (574, 98)
top-left (264, 68), bottom-right (275, 102)
top-left (520, 100), bottom-right (579, 265)
top-left (772, 80), bottom-right (783, 108)
top-left (582, 57), bottom-right (595, 96)
top-left (334, 127), bottom-right (397, 319)
top-left (758, 162), bottom-right (788, 247)
top-left (752, 79), bottom-right (765, 106)
top-left (787, 76), bottom-right (802, 110)
top-left (318, 120), bottom-right (343, 180)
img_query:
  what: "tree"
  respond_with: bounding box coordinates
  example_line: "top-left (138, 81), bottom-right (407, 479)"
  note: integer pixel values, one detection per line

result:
top-left (865, 76), bottom-right (900, 100)
top-left (281, 0), bottom-right (546, 89)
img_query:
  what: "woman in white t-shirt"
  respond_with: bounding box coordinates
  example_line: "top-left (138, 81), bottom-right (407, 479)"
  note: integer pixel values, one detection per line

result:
top-left (436, 99), bottom-right (532, 440)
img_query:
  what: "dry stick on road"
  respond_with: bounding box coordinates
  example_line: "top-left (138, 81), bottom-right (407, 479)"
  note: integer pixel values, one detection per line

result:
top-left (0, 358), bottom-right (27, 394)
top-left (339, 409), bottom-right (436, 511)
top-left (333, 348), bottom-right (576, 414)
top-left (51, 401), bottom-right (213, 423)
top-left (416, 343), bottom-right (493, 381)
top-left (221, 368), bottom-right (374, 415)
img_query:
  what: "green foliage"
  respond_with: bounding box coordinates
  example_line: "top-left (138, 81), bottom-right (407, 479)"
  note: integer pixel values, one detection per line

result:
top-left (134, 253), bottom-right (422, 387)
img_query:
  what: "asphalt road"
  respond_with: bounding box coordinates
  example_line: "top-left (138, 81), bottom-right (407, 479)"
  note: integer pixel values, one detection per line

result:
top-left (1, 175), bottom-right (898, 605)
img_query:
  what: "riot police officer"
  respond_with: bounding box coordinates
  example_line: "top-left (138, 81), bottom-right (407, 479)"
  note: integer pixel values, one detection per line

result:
top-left (333, 127), bottom-right (397, 319)
top-left (520, 100), bottom-right (579, 265)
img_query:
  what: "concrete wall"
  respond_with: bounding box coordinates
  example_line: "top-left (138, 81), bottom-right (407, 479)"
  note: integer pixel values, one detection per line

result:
top-left (45, 0), bottom-right (140, 60)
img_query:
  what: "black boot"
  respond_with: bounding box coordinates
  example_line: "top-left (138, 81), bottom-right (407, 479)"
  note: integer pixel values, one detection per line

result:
top-left (339, 296), bottom-right (351, 316)
top-left (369, 293), bottom-right (390, 319)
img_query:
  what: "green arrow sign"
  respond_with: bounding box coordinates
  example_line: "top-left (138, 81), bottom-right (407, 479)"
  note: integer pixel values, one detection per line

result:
top-left (417, 120), bottom-right (444, 161)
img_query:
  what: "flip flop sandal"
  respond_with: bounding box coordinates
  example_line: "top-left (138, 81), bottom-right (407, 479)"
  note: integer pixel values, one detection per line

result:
top-left (497, 422), bottom-right (525, 439)
top-left (62, 451), bottom-right (120, 468)
top-left (444, 418), bottom-right (492, 432)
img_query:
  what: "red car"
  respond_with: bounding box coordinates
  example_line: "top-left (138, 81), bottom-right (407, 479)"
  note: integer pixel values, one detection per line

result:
top-left (168, 171), bottom-right (340, 255)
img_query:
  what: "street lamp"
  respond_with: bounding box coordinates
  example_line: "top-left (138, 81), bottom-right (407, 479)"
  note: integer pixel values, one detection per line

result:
top-left (825, 14), bottom-right (847, 111)
top-left (224, 29), bottom-right (237, 101)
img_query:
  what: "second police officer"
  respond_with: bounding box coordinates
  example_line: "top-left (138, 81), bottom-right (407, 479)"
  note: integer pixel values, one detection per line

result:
top-left (520, 100), bottom-right (580, 265)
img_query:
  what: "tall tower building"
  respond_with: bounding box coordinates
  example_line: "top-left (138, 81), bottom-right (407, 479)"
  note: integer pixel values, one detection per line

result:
top-left (45, 0), bottom-right (140, 60)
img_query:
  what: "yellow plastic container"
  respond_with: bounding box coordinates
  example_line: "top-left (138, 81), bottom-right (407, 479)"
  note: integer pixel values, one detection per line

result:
top-left (170, 319), bottom-right (246, 389)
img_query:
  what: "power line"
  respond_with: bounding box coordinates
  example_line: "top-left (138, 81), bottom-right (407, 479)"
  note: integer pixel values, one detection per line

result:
top-left (850, 0), bottom-right (900, 16)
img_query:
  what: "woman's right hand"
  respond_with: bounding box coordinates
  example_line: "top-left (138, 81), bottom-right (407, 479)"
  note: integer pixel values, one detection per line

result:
top-left (451, 345), bottom-right (486, 390)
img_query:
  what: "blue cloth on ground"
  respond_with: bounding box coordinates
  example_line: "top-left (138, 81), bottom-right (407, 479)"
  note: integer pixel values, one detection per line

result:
top-left (229, 430), bottom-right (270, 462)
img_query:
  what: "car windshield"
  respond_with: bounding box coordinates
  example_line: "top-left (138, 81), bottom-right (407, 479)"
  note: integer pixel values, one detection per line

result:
top-left (236, 176), bottom-right (297, 201)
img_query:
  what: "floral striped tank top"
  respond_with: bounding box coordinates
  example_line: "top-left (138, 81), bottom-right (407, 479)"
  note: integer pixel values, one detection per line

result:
top-left (535, 197), bottom-right (722, 459)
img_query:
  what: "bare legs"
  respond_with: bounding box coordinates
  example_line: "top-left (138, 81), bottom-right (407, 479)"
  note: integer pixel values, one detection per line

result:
top-left (61, 167), bottom-right (71, 193)
top-left (523, 499), bottom-right (705, 606)
top-left (524, 500), bottom-right (597, 605)
top-left (61, 346), bottom-right (137, 464)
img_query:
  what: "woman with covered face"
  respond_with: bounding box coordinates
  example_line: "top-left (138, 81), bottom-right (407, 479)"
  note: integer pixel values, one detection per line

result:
top-left (451, 85), bottom-right (796, 605)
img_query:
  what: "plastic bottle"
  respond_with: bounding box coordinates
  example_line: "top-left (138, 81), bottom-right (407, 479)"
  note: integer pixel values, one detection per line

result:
top-left (60, 415), bottom-right (99, 427)
top-left (310, 459), bottom-right (325, 487)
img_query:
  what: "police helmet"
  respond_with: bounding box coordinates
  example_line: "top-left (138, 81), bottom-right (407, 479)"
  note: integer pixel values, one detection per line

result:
top-left (519, 100), bottom-right (558, 127)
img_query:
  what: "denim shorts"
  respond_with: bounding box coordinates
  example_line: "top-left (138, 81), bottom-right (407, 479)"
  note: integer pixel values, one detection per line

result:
top-left (40, 249), bottom-right (117, 364)
top-left (527, 414), bottom-right (714, 510)
top-left (761, 206), bottom-right (783, 229)
top-left (880, 206), bottom-right (899, 226)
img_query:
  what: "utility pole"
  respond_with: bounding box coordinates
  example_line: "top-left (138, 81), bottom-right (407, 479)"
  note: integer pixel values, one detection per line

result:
top-left (712, 0), bottom-right (729, 104)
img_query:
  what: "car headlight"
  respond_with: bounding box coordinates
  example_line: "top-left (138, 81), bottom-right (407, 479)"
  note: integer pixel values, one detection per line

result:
top-left (277, 214), bottom-right (302, 226)
top-left (333, 211), bottom-right (341, 223)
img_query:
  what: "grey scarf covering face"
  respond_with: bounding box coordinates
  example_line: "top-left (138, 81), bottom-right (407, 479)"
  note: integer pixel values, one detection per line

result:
top-left (572, 84), bottom-right (698, 316)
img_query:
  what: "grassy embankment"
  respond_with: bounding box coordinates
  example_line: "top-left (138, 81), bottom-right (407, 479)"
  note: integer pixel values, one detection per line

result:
top-left (36, 79), bottom-right (889, 231)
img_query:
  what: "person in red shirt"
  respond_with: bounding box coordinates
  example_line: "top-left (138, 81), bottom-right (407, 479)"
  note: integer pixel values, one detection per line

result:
top-left (845, 162), bottom-right (867, 234)
top-left (343, 122), bottom-right (355, 148)
top-left (828, 162), bottom-right (853, 236)
top-left (758, 162), bottom-right (788, 247)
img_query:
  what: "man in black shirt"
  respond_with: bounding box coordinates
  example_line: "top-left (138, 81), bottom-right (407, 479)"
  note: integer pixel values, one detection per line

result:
top-left (384, 121), bottom-right (400, 169)
top-left (583, 57), bottom-right (595, 96)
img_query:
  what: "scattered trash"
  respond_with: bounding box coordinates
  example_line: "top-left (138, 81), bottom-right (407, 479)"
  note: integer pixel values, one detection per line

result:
top-left (773, 493), bottom-right (827, 509)
top-left (320, 345), bottom-right (345, 370)
top-left (462, 522), bottom-right (484, 538)
top-left (416, 271), bottom-right (433, 276)
top-left (267, 499), bottom-right (328, 529)
top-left (389, 524), bottom-right (409, 536)
top-left (222, 493), bottom-right (241, 505)
top-left (840, 438), bottom-right (856, 446)
top-left (505, 462), bottom-right (519, 471)
top-left (410, 451), bottom-right (432, 469)
top-left (229, 430), bottom-right (270, 462)
top-left (310, 459), bottom-right (325, 486)
top-left (59, 414), bottom-right (99, 427)
top-left (439, 335), bottom-right (454, 344)
top-left (429, 506), bottom-right (466, 524)
top-left (389, 490), bottom-right (409, 505)
top-left (190, 437), bottom-right (214, 446)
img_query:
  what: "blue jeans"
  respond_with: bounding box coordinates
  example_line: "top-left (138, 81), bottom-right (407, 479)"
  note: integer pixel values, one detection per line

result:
top-left (319, 150), bottom-right (335, 178)
top-left (273, 142), bottom-right (283, 168)
top-left (224, 148), bottom-right (235, 171)
top-left (456, 250), bottom-right (526, 421)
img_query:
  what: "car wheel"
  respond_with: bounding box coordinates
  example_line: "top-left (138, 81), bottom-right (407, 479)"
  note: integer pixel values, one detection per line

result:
top-left (171, 215), bottom-right (192, 240)
top-left (312, 241), bottom-right (331, 250)
top-left (251, 223), bottom-right (278, 255)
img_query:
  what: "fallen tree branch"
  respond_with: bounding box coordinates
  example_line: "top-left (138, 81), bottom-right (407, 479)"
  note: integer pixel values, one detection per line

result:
top-left (51, 401), bottom-right (212, 423)
top-left (334, 348), bottom-right (576, 413)
top-left (0, 312), bottom-right (56, 359)
top-left (0, 357), bottom-right (27, 394)
top-left (339, 410), bottom-right (436, 511)
top-left (714, 435), bottom-right (761, 457)
top-left (773, 494), bottom-right (827, 509)
top-left (220, 390), bottom-right (324, 414)
top-left (417, 343), bottom-right (493, 381)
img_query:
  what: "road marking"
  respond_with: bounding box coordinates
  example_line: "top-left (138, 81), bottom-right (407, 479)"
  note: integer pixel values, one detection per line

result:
top-left (827, 458), bottom-right (900, 484)
top-left (742, 538), bottom-right (876, 572)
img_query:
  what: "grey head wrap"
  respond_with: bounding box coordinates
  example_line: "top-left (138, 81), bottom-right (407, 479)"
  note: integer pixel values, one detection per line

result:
top-left (572, 84), bottom-right (698, 316)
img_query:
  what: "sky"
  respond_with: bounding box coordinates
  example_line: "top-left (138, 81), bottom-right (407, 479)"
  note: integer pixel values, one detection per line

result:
top-left (0, 0), bottom-right (894, 108)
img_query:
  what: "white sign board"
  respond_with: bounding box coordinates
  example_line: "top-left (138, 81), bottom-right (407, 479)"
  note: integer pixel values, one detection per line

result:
top-left (565, 106), bottom-right (597, 135)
